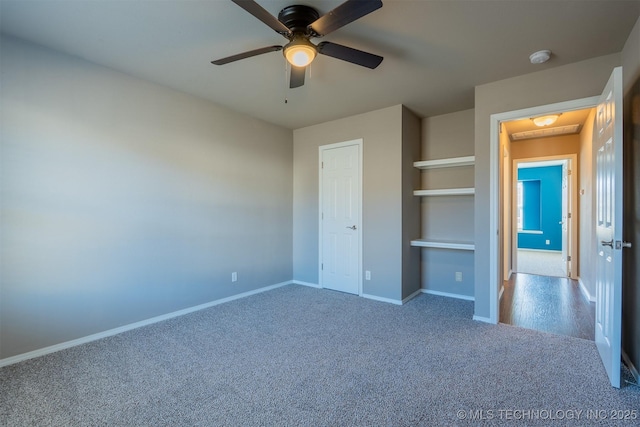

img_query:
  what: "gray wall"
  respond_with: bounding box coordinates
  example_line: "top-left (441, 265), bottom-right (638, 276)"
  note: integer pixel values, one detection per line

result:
top-left (293, 105), bottom-right (408, 301)
top-left (474, 53), bottom-right (621, 320)
top-left (0, 36), bottom-right (293, 360)
top-left (420, 109), bottom-right (475, 297)
top-left (401, 107), bottom-right (422, 300)
top-left (621, 16), bottom-right (640, 381)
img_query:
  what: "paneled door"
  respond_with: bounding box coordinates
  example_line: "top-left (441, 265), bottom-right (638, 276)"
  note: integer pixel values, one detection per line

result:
top-left (595, 67), bottom-right (624, 388)
top-left (320, 142), bottom-right (361, 295)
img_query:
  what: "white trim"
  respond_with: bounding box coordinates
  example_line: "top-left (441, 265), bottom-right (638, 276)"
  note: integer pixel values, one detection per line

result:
top-left (473, 315), bottom-right (493, 323)
top-left (499, 285), bottom-right (505, 301)
top-left (422, 289), bottom-right (475, 301)
top-left (360, 293), bottom-right (403, 305)
top-left (318, 139), bottom-right (363, 297)
top-left (489, 96), bottom-right (599, 325)
top-left (0, 281), bottom-right (291, 368)
top-left (488, 112), bottom-right (500, 324)
top-left (578, 277), bottom-right (595, 302)
top-left (292, 280), bottom-right (321, 288)
top-left (402, 288), bottom-right (423, 304)
top-left (622, 351), bottom-right (640, 385)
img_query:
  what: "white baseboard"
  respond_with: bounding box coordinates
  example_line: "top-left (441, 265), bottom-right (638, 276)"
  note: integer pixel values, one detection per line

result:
top-left (402, 288), bottom-right (423, 304)
top-left (622, 350), bottom-right (640, 385)
top-left (578, 277), bottom-right (595, 302)
top-left (360, 293), bottom-right (403, 305)
top-left (0, 280), bottom-right (292, 368)
top-left (472, 315), bottom-right (494, 324)
top-left (499, 285), bottom-right (505, 301)
top-left (292, 280), bottom-right (321, 288)
top-left (422, 289), bottom-right (475, 301)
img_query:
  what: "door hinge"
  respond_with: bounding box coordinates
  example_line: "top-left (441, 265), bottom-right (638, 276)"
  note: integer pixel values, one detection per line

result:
top-left (321, 161), bottom-right (324, 169)
top-left (567, 169), bottom-right (572, 176)
top-left (567, 256), bottom-right (571, 261)
top-left (321, 263), bottom-right (323, 270)
top-left (568, 213), bottom-right (572, 219)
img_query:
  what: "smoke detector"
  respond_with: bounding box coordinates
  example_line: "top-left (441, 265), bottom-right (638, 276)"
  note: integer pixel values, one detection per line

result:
top-left (529, 50), bottom-right (551, 64)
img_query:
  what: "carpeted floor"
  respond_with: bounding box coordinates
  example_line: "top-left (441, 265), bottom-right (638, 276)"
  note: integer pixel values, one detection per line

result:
top-left (517, 249), bottom-right (566, 277)
top-left (1, 285), bottom-right (639, 426)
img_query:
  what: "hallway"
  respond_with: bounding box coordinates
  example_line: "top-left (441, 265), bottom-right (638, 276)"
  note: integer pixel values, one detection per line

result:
top-left (500, 273), bottom-right (595, 340)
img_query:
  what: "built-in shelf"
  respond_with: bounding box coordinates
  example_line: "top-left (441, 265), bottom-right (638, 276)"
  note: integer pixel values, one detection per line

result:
top-left (414, 188), bottom-right (475, 196)
top-left (410, 239), bottom-right (475, 251)
top-left (413, 155), bottom-right (475, 253)
top-left (413, 156), bottom-right (475, 170)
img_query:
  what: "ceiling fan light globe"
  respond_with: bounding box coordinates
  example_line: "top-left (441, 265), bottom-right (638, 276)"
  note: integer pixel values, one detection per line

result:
top-left (284, 41), bottom-right (316, 67)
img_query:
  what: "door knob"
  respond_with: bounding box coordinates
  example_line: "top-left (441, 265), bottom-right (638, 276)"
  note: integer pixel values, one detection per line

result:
top-left (601, 239), bottom-right (613, 248)
top-left (346, 225), bottom-right (357, 230)
top-left (616, 241), bottom-right (632, 249)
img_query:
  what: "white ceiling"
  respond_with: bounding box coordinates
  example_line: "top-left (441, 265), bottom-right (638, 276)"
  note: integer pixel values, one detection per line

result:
top-left (1, 0), bottom-right (638, 129)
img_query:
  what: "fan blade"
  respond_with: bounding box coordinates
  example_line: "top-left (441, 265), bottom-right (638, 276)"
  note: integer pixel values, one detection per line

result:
top-left (211, 45), bottom-right (282, 65)
top-left (231, 0), bottom-right (291, 36)
top-left (309, 0), bottom-right (382, 36)
top-left (290, 65), bottom-right (305, 88)
top-left (317, 42), bottom-right (383, 69)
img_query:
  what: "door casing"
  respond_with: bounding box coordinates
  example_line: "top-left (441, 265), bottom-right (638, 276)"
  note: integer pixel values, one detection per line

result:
top-left (511, 155), bottom-right (578, 279)
top-left (487, 96), bottom-right (599, 324)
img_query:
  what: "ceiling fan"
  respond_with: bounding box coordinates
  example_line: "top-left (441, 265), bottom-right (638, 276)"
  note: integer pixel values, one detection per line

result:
top-left (211, 0), bottom-right (384, 88)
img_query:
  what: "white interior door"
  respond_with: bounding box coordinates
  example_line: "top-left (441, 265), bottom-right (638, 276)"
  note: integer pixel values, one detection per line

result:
top-left (594, 67), bottom-right (623, 388)
top-left (561, 161), bottom-right (569, 276)
top-left (320, 143), bottom-right (361, 295)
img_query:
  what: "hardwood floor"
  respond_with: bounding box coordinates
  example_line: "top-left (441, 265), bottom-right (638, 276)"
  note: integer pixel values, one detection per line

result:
top-left (500, 273), bottom-right (595, 340)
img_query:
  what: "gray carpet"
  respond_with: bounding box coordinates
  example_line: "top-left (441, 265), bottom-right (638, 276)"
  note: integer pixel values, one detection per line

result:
top-left (1, 285), bottom-right (639, 426)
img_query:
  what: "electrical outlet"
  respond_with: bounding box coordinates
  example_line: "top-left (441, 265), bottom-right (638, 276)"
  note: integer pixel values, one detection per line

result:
top-left (232, 272), bottom-right (237, 282)
top-left (546, 240), bottom-right (550, 245)
top-left (455, 272), bottom-right (463, 282)
top-left (365, 270), bottom-right (371, 280)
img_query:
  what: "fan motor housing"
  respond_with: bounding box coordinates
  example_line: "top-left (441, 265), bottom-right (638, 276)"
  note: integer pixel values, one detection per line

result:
top-left (278, 5), bottom-right (319, 34)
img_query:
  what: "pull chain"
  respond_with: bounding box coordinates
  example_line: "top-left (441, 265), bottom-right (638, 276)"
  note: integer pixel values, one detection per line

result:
top-left (284, 60), bottom-right (288, 104)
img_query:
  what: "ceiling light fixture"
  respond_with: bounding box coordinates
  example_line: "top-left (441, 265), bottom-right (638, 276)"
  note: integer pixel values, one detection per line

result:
top-left (529, 49), bottom-right (551, 64)
top-left (283, 37), bottom-right (317, 67)
top-left (531, 113), bottom-right (561, 127)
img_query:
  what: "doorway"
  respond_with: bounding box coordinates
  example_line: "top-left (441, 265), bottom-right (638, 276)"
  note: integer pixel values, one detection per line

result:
top-left (318, 139), bottom-right (363, 295)
top-left (488, 97), bottom-right (598, 324)
top-left (496, 104), bottom-right (596, 340)
top-left (512, 156), bottom-right (576, 279)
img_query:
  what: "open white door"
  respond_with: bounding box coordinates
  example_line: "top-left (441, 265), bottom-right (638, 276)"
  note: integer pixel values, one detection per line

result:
top-left (594, 67), bottom-right (624, 388)
top-left (320, 142), bottom-right (361, 295)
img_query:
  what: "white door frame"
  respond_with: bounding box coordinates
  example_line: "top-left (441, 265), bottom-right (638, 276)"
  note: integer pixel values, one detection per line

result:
top-left (318, 139), bottom-right (363, 295)
top-left (488, 96), bottom-right (598, 323)
top-left (511, 155), bottom-right (578, 279)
